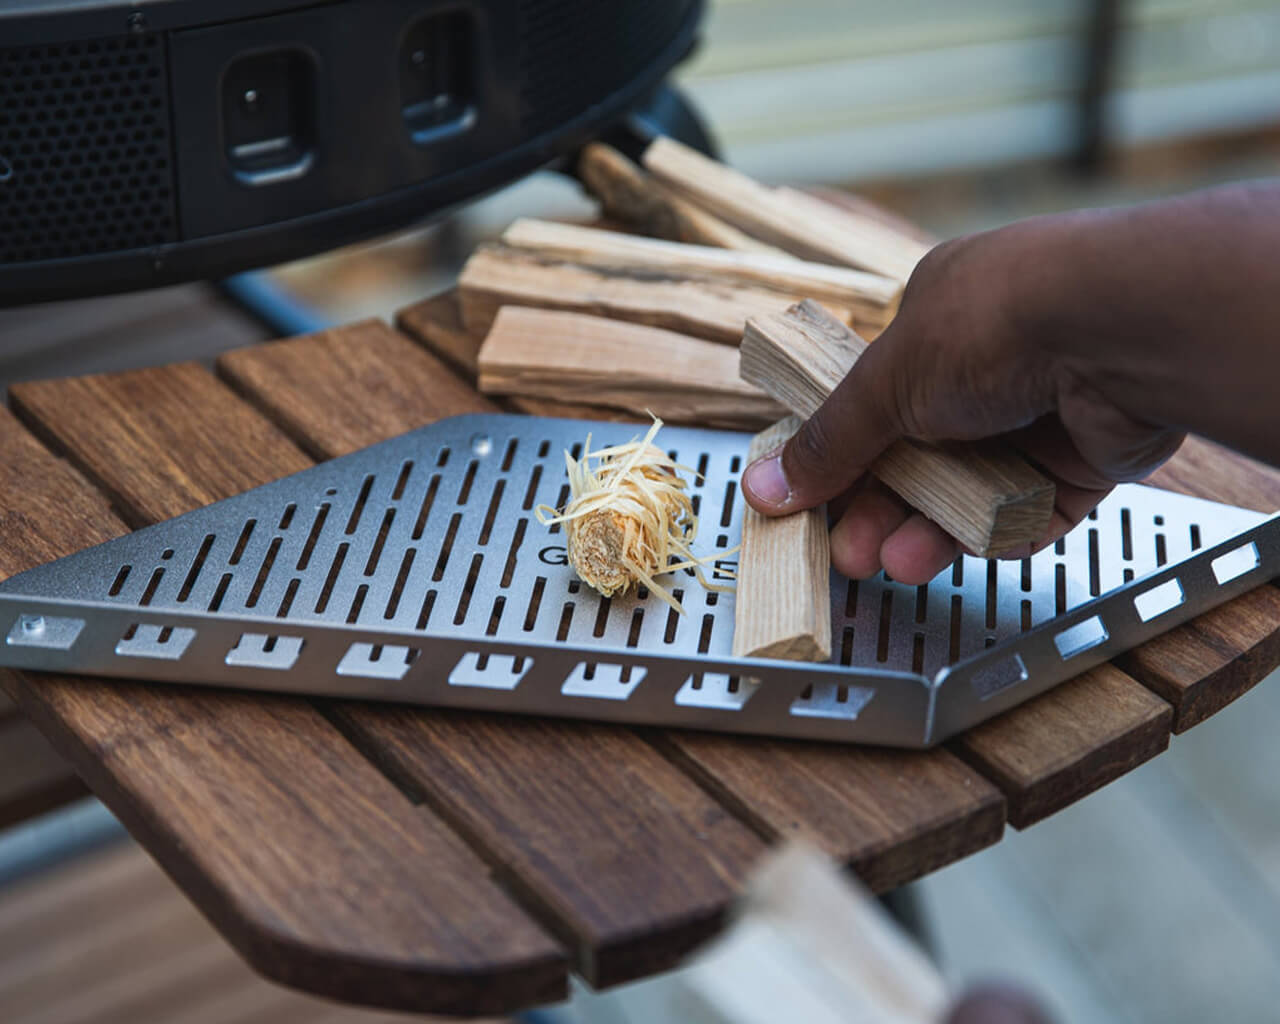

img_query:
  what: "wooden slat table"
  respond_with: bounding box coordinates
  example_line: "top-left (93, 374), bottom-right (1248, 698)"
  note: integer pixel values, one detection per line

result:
top-left (3, 303), bottom-right (1280, 1016)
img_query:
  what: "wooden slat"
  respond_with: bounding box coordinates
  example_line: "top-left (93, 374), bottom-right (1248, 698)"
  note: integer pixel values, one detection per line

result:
top-left (1117, 436), bottom-right (1280, 731)
top-left (0, 690), bottom-right (15, 723)
top-left (0, 716), bottom-right (87, 829)
top-left (0, 841), bottom-right (514, 1024)
top-left (950, 665), bottom-right (1172, 828)
top-left (218, 319), bottom-right (500, 461)
top-left (214, 324), bottom-right (1009, 903)
top-left (394, 290), bottom-right (483, 378)
top-left (0, 401), bottom-right (566, 1015)
top-left (395, 290), bottom-right (636, 423)
top-left (29, 351), bottom-right (768, 990)
top-left (656, 734), bottom-right (1004, 894)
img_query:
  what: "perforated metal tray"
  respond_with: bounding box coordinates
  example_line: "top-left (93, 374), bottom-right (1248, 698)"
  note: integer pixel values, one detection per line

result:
top-left (2, 413), bottom-right (1277, 747)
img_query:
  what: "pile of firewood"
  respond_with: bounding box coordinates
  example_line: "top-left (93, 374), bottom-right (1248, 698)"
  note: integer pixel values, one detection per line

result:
top-left (398, 137), bottom-right (927, 431)
top-left (397, 138), bottom-right (1056, 662)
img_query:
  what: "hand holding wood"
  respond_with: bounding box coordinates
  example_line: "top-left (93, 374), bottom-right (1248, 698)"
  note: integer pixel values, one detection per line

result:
top-left (740, 301), bottom-right (1055, 560)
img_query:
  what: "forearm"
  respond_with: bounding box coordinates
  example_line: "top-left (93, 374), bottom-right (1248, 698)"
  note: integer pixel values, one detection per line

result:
top-left (1006, 180), bottom-right (1280, 463)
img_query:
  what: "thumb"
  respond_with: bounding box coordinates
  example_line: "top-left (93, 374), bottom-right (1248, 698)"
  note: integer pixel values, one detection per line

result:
top-left (742, 329), bottom-right (905, 516)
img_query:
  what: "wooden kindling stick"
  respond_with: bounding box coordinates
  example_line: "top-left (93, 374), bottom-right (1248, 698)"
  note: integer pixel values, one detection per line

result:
top-left (732, 416), bottom-right (831, 661)
top-left (643, 136), bottom-right (933, 283)
top-left (577, 142), bottom-right (786, 254)
top-left (500, 218), bottom-right (901, 338)
top-left (457, 244), bottom-right (858, 346)
top-left (476, 306), bottom-right (787, 431)
top-left (741, 301), bottom-right (1055, 558)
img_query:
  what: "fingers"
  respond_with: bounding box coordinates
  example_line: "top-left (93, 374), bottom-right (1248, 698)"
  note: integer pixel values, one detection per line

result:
top-left (830, 482), bottom-right (959, 585)
top-left (830, 484), bottom-right (910, 579)
top-left (742, 333), bottom-right (905, 516)
top-left (945, 982), bottom-right (1055, 1024)
top-left (1056, 375), bottom-right (1185, 482)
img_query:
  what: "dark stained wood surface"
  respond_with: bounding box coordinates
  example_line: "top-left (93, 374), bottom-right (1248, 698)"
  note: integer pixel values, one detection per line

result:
top-left (951, 665), bottom-right (1172, 828)
top-left (397, 288), bottom-right (636, 423)
top-left (4, 294), bottom-right (1280, 1013)
top-left (213, 325), bottom-right (1010, 917)
top-left (655, 733), bottom-right (1005, 893)
top-left (1117, 436), bottom-right (1280, 730)
top-left (19, 355), bottom-right (770, 989)
top-left (219, 319), bottom-right (500, 462)
top-left (0, 404), bottom-right (567, 1015)
top-left (0, 715), bottom-right (88, 829)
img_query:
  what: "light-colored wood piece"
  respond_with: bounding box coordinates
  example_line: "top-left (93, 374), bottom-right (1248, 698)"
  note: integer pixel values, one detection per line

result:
top-left (741, 300), bottom-right (1054, 557)
top-left (501, 217), bottom-right (900, 335)
top-left (577, 142), bottom-right (785, 254)
top-left (672, 842), bottom-right (949, 1024)
top-left (457, 243), bottom-right (854, 346)
top-left (476, 306), bottom-right (786, 431)
top-left (732, 417), bottom-right (831, 660)
top-left (643, 136), bottom-right (932, 282)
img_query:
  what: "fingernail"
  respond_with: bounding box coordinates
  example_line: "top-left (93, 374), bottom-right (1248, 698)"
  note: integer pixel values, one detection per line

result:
top-left (744, 454), bottom-right (791, 507)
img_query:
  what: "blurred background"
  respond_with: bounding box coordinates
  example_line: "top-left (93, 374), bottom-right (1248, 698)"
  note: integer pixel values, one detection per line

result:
top-left (5, 2), bottom-right (1280, 1022)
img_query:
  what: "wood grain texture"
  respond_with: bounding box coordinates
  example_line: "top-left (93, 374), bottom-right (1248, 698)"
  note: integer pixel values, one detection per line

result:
top-left (501, 217), bottom-right (900, 332)
top-left (217, 321), bottom-right (1012, 947)
top-left (951, 664), bottom-right (1173, 829)
top-left (0, 840), bottom-right (523, 1024)
top-left (658, 733), bottom-right (1005, 894)
top-left (577, 143), bottom-right (787, 254)
top-left (477, 306), bottom-right (786, 430)
top-left (643, 137), bottom-right (931, 282)
top-left (1118, 435), bottom-right (1280, 730)
top-left (1118, 585), bottom-right (1280, 733)
top-left (0, 399), bottom-right (566, 1014)
top-left (0, 716), bottom-right (87, 829)
top-left (218, 319), bottom-right (498, 461)
top-left (394, 289), bottom-right (483, 379)
top-left (458, 244), bottom-right (853, 346)
top-left (37, 343), bottom-right (768, 989)
top-left (396, 288), bottom-right (642, 423)
top-left (742, 302), bottom-right (1054, 557)
top-left (733, 417), bottom-right (831, 660)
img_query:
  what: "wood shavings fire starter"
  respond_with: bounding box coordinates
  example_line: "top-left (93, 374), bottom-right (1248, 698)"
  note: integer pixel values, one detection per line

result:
top-left (536, 418), bottom-right (735, 613)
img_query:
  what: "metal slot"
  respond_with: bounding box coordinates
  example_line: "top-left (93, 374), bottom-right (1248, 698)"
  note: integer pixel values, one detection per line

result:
top-left (225, 633), bottom-right (303, 670)
top-left (675, 672), bottom-right (758, 711)
top-left (448, 652), bottom-right (531, 690)
top-left (115, 624), bottom-right (195, 660)
top-left (336, 643), bottom-right (417, 680)
top-left (562, 661), bottom-right (644, 701)
top-left (790, 683), bottom-right (875, 721)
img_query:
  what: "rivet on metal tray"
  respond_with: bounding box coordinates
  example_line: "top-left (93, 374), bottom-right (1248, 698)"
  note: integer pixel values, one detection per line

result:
top-left (470, 434), bottom-right (493, 457)
top-left (20, 615), bottom-right (45, 636)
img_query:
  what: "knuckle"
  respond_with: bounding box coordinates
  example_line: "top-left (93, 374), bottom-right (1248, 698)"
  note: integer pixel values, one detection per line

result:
top-left (788, 414), bottom-right (836, 479)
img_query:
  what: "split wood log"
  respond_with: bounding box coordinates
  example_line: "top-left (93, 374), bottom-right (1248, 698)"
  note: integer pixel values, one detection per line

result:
top-left (457, 243), bottom-right (855, 346)
top-left (732, 417), bottom-right (831, 661)
top-left (577, 142), bottom-right (789, 254)
top-left (501, 218), bottom-right (900, 335)
top-left (741, 300), bottom-right (1054, 558)
top-left (476, 307), bottom-right (787, 431)
top-left (643, 136), bottom-right (932, 283)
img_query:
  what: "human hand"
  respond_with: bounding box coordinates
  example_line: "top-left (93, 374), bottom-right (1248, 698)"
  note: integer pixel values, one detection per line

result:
top-left (740, 214), bottom-right (1184, 585)
top-left (944, 982), bottom-right (1054, 1024)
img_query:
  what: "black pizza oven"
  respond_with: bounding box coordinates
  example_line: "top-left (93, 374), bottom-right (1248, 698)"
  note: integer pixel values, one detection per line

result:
top-left (0, 0), bottom-right (704, 303)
